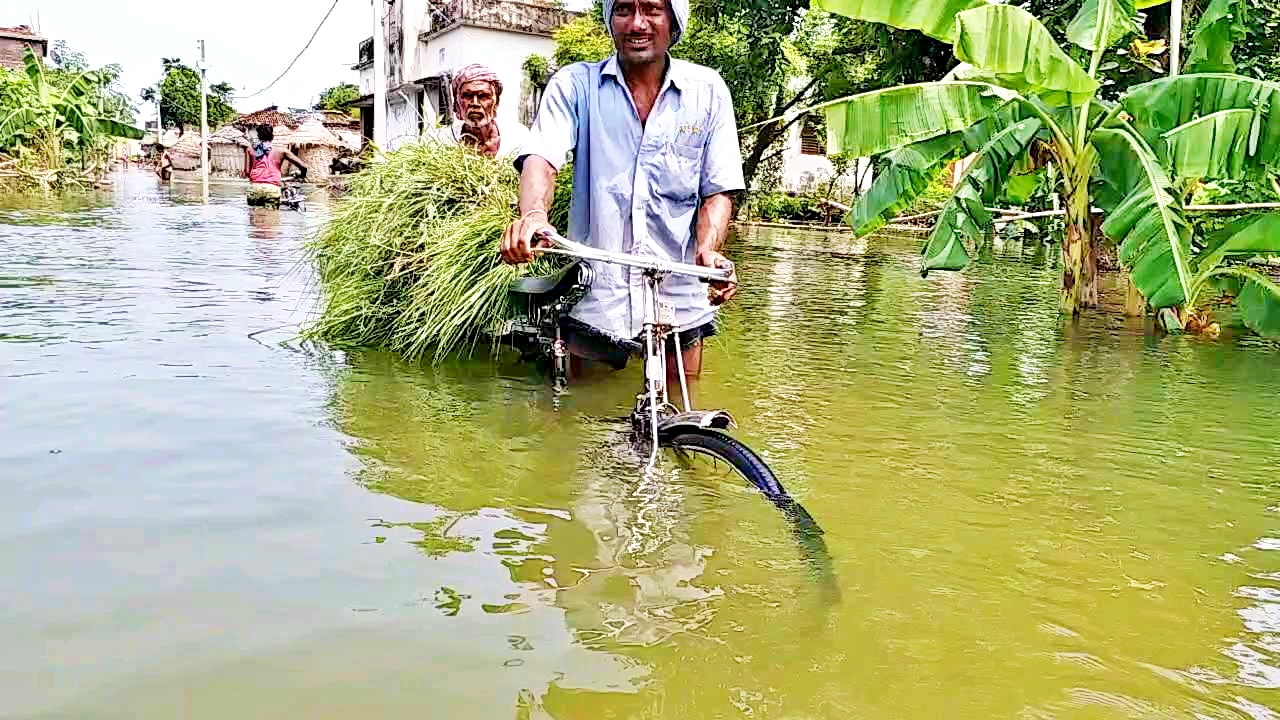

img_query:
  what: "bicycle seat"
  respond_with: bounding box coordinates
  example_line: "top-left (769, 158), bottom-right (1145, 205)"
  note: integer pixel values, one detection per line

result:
top-left (510, 259), bottom-right (586, 300)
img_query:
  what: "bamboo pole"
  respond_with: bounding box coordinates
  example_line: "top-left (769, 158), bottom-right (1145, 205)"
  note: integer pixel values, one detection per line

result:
top-left (1184, 202), bottom-right (1280, 211)
top-left (888, 202), bottom-right (1280, 227)
top-left (1170, 0), bottom-right (1183, 76)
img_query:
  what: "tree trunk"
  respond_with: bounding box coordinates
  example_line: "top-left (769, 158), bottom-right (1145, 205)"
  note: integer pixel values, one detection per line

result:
top-left (741, 123), bottom-right (783, 190)
top-left (1059, 201), bottom-right (1099, 314)
top-left (1059, 158), bottom-right (1100, 314)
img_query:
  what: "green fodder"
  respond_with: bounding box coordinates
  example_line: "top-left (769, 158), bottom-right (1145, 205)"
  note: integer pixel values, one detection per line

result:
top-left (304, 141), bottom-right (568, 362)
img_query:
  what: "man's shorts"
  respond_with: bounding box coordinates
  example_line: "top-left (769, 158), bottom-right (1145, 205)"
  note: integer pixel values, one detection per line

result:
top-left (560, 316), bottom-right (716, 370)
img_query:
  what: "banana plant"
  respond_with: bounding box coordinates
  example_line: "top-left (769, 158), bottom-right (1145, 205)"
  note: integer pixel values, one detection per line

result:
top-left (807, 0), bottom-right (1280, 335)
top-left (0, 49), bottom-right (143, 167)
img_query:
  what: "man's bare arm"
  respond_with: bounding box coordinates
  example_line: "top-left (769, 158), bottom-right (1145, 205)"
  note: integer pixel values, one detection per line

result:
top-left (500, 156), bottom-right (558, 264)
top-left (282, 149), bottom-right (309, 177)
top-left (518, 155), bottom-right (557, 218)
top-left (694, 192), bottom-right (738, 305)
top-left (695, 192), bottom-right (733, 257)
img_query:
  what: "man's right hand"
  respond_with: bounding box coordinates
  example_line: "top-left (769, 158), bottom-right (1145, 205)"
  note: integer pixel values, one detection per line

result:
top-left (501, 211), bottom-right (554, 265)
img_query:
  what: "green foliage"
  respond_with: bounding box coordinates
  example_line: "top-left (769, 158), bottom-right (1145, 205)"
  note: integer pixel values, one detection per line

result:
top-left (551, 13), bottom-right (614, 67)
top-left (315, 82), bottom-right (361, 113)
top-left (522, 54), bottom-right (552, 89)
top-left (141, 59), bottom-right (236, 133)
top-left (812, 0), bottom-right (991, 43)
top-left (1184, 0), bottom-right (1248, 74)
top-left (0, 48), bottom-right (142, 191)
top-left (953, 5), bottom-right (1099, 98)
top-left (1232, 0), bottom-right (1280, 81)
top-left (814, 0), bottom-right (1280, 333)
top-left (921, 117), bottom-right (1042, 273)
top-left (749, 192), bottom-right (822, 222)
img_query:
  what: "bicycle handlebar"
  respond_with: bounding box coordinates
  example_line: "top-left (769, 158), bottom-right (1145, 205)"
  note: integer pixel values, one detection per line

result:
top-left (532, 229), bottom-right (733, 283)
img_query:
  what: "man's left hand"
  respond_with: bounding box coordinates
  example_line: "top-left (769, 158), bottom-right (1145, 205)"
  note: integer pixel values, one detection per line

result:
top-left (696, 249), bottom-right (738, 306)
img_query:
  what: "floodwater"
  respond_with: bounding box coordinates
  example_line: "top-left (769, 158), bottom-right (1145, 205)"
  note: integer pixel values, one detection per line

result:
top-left (3, 170), bottom-right (1280, 719)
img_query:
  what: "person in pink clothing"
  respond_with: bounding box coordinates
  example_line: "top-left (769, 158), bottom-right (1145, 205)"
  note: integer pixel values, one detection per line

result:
top-left (244, 124), bottom-right (308, 207)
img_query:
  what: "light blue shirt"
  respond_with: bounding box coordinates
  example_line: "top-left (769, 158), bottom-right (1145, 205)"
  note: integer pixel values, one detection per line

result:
top-left (517, 55), bottom-right (745, 341)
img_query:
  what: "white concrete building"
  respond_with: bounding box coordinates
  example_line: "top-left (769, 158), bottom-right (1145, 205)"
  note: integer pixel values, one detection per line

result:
top-left (776, 115), bottom-right (872, 195)
top-left (353, 0), bottom-right (577, 151)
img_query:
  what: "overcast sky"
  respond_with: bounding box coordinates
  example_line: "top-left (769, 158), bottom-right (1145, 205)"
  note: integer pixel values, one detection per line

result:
top-left (12, 0), bottom-right (373, 119)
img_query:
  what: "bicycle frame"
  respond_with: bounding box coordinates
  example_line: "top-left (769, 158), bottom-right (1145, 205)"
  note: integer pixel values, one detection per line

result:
top-left (533, 229), bottom-right (734, 469)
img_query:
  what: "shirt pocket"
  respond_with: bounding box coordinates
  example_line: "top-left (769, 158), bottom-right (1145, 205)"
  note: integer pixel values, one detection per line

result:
top-left (655, 141), bottom-right (703, 205)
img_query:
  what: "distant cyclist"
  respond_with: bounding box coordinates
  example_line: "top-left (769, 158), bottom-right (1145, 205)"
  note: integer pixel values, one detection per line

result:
top-left (244, 123), bottom-right (308, 208)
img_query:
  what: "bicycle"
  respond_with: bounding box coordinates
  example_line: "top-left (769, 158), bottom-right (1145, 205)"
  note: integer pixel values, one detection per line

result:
top-left (280, 176), bottom-right (305, 212)
top-left (506, 228), bottom-right (794, 503)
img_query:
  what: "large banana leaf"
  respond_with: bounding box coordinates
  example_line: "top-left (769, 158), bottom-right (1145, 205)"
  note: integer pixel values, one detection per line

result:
top-left (811, 0), bottom-right (993, 43)
top-left (953, 5), bottom-right (1099, 100)
top-left (920, 117), bottom-right (1042, 275)
top-left (0, 106), bottom-right (39, 150)
top-left (98, 119), bottom-right (144, 140)
top-left (846, 134), bottom-right (965, 236)
top-left (1234, 269), bottom-right (1280, 336)
top-left (1184, 0), bottom-right (1247, 74)
top-left (1066, 0), bottom-right (1140, 52)
top-left (1092, 127), bottom-right (1193, 308)
top-left (1161, 109), bottom-right (1254, 180)
top-left (1195, 213), bottom-right (1280, 272)
top-left (823, 81), bottom-right (1016, 158)
top-left (1201, 266), bottom-right (1280, 336)
top-left (1121, 74), bottom-right (1280, 171)
top-left (847, 106), bottom-right (1032, 234)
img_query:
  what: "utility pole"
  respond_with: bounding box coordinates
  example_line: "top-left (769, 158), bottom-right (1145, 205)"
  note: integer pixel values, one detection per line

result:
top-left (199, 40), bottom-right (210, 201)
top-left (372, 0), bottom-right (388, 151)
top-left (1169, 0), bottom-right (1183, 77)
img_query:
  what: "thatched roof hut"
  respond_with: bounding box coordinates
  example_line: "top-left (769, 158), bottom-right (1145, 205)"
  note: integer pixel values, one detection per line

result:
top-left (210, 126), bottom-right (250, 176)
top-left (288, 118), bottom-right (345, 179)
top-left (168, 132), bottom-right (206, 171)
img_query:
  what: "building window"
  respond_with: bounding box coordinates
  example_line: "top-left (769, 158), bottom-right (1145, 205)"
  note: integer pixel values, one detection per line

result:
top-left (799, 116), bottom-right (824, 156)
top-left (437, 82), bottom-right (451, 126)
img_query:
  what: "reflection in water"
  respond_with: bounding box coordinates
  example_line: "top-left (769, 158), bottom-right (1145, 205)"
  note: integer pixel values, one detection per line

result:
top-left (329, 355), bottom-right (842, 712)
top-left (6, 174), bottom-right (1280, 718)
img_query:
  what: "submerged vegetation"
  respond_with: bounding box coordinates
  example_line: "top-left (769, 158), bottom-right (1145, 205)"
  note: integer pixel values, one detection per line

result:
top-left (304, 142), bottom-right (570, 361)
top-left (0, 49), bottom-right (141, 192)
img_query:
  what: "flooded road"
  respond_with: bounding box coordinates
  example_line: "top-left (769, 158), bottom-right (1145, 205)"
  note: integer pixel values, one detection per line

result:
top-left (3, 170), bottom-right (1280, 719)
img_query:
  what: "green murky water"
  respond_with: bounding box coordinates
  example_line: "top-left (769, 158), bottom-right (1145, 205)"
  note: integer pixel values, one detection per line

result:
top-left (3, 171), bottom-right (1280, 719)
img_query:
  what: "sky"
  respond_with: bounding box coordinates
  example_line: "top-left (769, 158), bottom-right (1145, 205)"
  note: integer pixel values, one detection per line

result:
top-left (10, 0), bottom-right (373, 120)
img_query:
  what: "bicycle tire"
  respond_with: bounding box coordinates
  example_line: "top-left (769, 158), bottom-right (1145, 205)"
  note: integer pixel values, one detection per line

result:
top-left (664, 429), bottom-right (788, 501)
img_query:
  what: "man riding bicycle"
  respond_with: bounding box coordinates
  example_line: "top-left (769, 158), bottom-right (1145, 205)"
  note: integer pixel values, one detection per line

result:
top-left (500, 0), bottom-right (744, 382)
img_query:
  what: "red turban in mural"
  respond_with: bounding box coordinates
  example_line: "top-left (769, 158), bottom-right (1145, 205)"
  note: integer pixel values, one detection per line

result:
top-left (451, 64), bottom-right (503, 119)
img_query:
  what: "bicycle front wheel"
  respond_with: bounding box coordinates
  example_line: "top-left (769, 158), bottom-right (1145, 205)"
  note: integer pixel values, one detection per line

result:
top-left (663, 428), bottom-right (787, 501)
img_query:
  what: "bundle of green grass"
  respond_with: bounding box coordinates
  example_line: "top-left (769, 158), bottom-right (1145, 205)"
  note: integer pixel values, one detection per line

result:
top-left (304, 142), bottom-right (572, 361)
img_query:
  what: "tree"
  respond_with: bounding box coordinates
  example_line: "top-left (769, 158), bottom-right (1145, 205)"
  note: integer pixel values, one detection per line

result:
top-left (49, 40), bottom-right (88, 72)
top-left (315, 82), bottom-right (361, 112)
top-left (551, 6), bottom-right (614, 68)
top-left (810, 0), bottom-right (1280, 334)
top-left (0, 49), bottom-right (143, 188)
top-left (140, 59), bottom-right (237, 134)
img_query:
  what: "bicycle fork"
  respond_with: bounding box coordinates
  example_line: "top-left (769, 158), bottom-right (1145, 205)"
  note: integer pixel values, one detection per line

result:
top-left (641, 277), bottom-right (665, 470)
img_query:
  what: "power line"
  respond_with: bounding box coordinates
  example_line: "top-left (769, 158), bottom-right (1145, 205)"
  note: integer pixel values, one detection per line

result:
top-left (233, 0), bottom-right (343, 101)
